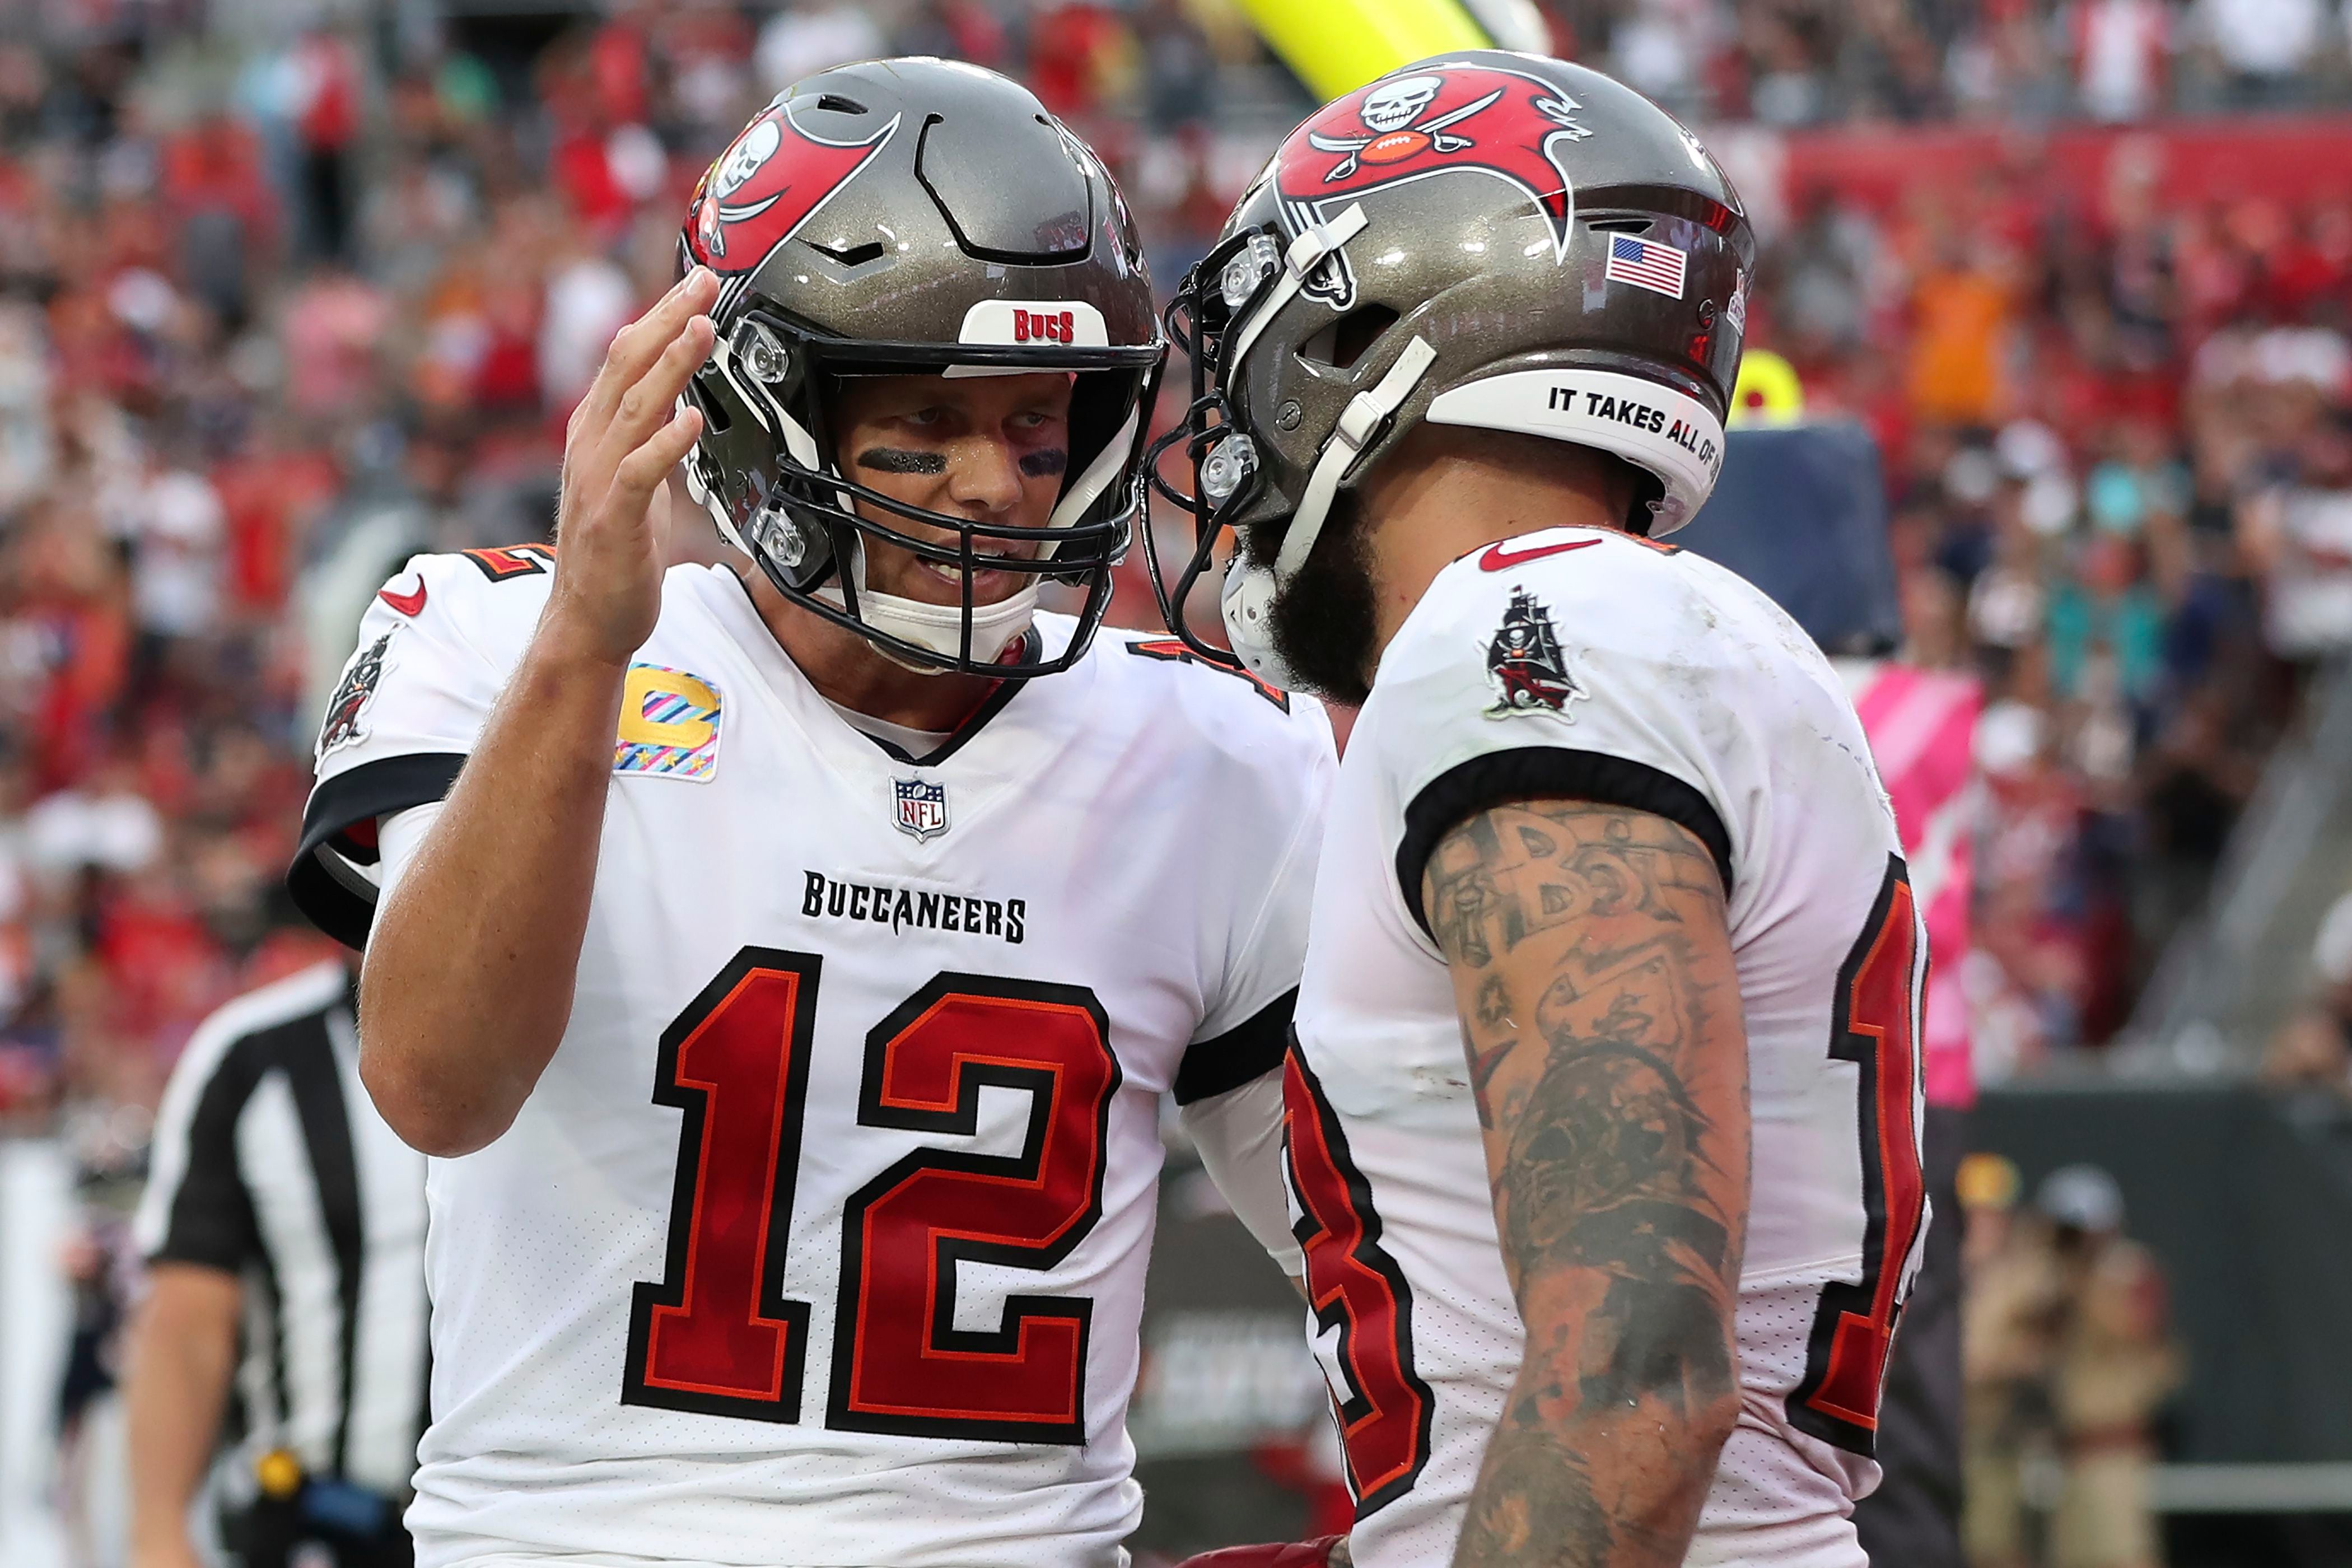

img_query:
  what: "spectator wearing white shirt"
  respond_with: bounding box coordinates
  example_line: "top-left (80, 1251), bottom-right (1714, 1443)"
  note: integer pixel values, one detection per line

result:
top-left (2235, 342), bottom-right (2352, 661)
top-left (2071, 0), bottom-right (2173, 120)
top-left (537, 247), bottom-right (636, 413)
top-left (755, 2), bottom-right (886, 97)
top-left (2192, 0), bottom-right (2326, 106)
top-left (125, 461), bottom-right (226, 647)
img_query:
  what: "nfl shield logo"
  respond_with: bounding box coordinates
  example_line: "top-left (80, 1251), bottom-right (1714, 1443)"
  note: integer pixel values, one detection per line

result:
top-left (893, 777), bottom-right (950, 842)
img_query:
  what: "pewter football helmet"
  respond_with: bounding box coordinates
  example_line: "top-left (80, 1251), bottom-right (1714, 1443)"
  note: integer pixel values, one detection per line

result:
top-left (682, 58), bottom-right (1164, 676)
top-left (1149, 53), bottom-right (1754, 688)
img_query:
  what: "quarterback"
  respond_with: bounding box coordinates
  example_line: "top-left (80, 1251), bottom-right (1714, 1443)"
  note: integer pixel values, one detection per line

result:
top-left (1152, 54), bottom-right (1929, 1568)
top-left (289, 62), bottom-right (1328, 1568)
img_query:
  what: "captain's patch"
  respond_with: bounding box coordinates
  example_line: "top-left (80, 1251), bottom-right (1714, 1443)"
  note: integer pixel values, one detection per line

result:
top-left (614, 664), bottom-right (722, 780)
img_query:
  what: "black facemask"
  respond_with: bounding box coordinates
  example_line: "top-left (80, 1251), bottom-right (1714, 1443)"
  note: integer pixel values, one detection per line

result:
top-left (1262, 491), bottom-right (1381, 708)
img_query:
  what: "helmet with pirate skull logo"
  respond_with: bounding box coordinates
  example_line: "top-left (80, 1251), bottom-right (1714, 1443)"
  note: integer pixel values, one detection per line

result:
top-left (1147, 52), bottom-right (1754, 692)
top-left (680, 58), bottom-right (1164, 678)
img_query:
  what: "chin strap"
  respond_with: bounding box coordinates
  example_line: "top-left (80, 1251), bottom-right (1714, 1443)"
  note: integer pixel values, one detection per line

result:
top-left (1226, 205), bottom-right (1370, 376)
top-left (816, 539), bottom-right (1038, 675)
top-left (1271, 334), bottom-right (1437, 584)
top-left (1046, 403), bottom-right (1142, 543)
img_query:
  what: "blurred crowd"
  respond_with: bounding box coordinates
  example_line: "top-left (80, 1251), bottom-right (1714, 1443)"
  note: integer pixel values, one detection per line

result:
top-left (0, 0), bottom-right (2344, 1163)
top-left (1566, 0), bottom-right (2352, 125)
top-left (1757, 147), bottom-right (2352, 1075)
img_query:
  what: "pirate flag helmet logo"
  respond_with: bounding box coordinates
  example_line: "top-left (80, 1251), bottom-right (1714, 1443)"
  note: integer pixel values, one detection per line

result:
top-left (1275, 62), bottom-right (1592, 309)
top-left (1483, 589), bottom-right (1585, 718)
top-left (685, 94), bottom-right (900, 276)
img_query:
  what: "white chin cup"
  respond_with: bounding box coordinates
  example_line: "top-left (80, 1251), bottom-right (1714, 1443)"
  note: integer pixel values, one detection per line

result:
top-left (1220, 560), bottom-right (1301, 692)
top-left (822, 540), bottom-right (1037, 673)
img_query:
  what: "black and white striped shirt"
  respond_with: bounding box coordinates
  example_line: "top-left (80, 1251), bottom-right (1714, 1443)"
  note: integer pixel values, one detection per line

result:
top-left (134, 959), bottom-right (430, 1497)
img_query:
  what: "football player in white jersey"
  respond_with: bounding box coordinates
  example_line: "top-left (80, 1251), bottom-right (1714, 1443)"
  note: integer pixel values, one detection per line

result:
top-left (1149, 55), bottom-right (1929, 1568)
top-left (288, 62), bottom-right (1330, 1568)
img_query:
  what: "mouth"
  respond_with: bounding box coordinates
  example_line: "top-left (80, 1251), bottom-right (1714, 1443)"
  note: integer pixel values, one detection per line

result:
top-left (913, 548), bottom-right (1037, 601)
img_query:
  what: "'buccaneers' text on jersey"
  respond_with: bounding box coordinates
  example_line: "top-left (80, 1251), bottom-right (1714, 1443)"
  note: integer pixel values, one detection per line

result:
top-left (1286, 525), bottom-right (1928, 1568)
top-left (293, 549), bottom-right (1332, 1568)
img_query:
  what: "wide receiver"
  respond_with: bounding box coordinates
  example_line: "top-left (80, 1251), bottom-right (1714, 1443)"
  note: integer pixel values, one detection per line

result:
top-left (288, 61), bottom-right (1329, 1568)
top-left (1153, 54), bottom-right (1930, 1567)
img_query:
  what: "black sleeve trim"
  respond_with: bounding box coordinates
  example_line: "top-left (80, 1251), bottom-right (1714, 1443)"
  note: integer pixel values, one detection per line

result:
top-left (1397, 748), bottom-right (1734, 940)
top-left (286, 752), bottom-right (468, 950)
top-left (1173, 987), bottom-right (1298, 1105)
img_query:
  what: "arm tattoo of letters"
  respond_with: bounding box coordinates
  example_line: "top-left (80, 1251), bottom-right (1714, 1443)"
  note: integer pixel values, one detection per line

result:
top-left (1424, 798), bottom-right (1749, 1567)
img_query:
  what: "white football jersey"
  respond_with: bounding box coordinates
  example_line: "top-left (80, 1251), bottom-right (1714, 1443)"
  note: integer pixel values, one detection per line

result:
top-left (1286, 525), bottom-right (1929, 1568)
top-left (292, 548), bottom-right (1333, 1568)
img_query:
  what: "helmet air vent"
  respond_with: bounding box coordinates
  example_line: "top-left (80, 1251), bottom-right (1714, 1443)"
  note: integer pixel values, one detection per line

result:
top-left (1298, 306), bottom-right (1401, 371)
top-left (811, 239), bottom-right (887, 267)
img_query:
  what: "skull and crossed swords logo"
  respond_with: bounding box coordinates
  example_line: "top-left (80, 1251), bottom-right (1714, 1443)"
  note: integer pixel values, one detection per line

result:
top-left (697, 118), bottom-right (786, 258)
top-left (1275, 64), bottom-right (1597, 308)
top-left (1306, 73), bottom-right (1589, 183)
top-left (1308, 75), bottom-right (1500, 181)
top-left (685, 96), bottom-right (900, 277)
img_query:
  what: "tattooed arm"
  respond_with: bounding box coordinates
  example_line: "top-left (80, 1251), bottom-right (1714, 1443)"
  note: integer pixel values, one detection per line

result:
top-left (1422, 798), bottom-right (1750, 1568)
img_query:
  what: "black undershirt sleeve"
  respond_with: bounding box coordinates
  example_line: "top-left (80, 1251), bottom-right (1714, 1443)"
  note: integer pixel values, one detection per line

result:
top-left (1173, 988), bottom-right (1298, 1106)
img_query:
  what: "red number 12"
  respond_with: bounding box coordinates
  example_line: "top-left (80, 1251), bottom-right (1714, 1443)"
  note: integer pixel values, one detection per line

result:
top-left (622, 947), bottom-right (1118, 1441)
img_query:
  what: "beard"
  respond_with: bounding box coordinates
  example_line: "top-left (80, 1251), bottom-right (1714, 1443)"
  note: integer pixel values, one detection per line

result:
top-left (1260, 491), bottom-right (1380, 708)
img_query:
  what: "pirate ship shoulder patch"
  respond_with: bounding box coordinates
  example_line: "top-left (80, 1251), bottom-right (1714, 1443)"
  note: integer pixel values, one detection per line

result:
top-left (1482, 587), bottom-right (1586, 720)
top-left (318, 630), bottom-right (394, 762)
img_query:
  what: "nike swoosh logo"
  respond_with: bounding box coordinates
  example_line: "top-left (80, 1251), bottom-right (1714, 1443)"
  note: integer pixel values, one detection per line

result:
top-left (1477, 537), bottom-right (1603, 572)
top-left (378, 581), bottom-right (428, 617)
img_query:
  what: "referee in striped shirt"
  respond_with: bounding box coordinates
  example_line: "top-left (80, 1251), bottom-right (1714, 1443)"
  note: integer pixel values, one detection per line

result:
top-left (128, 958), bottom-right (428, 1568)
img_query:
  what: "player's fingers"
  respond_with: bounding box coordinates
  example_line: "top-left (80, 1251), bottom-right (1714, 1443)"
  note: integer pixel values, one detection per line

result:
top-left (609, 403), bottom-right (704, 511)
top-left (575, 277), bottom-right (688, 429)
top-left (604, 314), bottom-right (716, 455)
top-left (580, 268), bottom-right (720, 427)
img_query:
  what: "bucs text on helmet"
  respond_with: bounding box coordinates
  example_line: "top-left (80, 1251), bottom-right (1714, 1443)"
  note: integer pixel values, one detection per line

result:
top-left (680, 58), bottom-right (1165, 677)
top-left (1145, 52), bottom-right (1756, 691)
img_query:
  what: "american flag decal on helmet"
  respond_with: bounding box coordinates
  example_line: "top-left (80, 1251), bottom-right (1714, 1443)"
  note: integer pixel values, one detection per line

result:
top-left (1604, 234), bottom-right (1687, 300)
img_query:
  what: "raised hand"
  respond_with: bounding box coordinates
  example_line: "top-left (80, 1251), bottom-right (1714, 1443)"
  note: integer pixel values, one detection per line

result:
top-left (543, 267), bottom-right (720, 670)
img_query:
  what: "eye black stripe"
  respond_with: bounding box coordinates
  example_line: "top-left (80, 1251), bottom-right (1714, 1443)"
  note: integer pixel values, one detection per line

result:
top-left (856, 447), bottom-right (947, 475)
